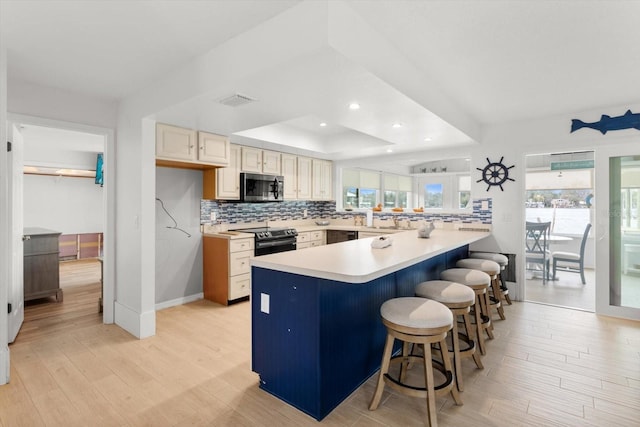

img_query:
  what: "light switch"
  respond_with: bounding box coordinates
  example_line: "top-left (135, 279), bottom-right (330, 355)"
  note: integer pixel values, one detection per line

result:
top-left (261, 293), bottom-right (270, 314)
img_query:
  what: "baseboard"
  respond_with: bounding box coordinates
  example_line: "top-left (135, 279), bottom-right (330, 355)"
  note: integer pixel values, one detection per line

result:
top-left (155, 293), bottom-right (204, 311)
top-left (114, 302), bottom-right (156, 339)
top-left (0, 346), bottom-right (9, 385)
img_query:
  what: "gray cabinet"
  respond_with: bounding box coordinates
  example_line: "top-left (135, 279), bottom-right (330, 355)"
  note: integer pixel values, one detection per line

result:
top-left (23, 227), bottom-right (63, 302)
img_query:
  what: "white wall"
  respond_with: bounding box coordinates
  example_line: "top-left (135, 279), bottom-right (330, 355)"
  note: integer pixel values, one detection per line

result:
top-left (23, 175), bottom-right (103, 234)
top-left (155, 167), bottom-right (203, 305)
top-left (470, 103), bottom-right (640, 300)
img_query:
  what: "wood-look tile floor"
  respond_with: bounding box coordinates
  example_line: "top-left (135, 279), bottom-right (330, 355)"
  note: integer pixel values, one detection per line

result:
top-left (3, 273), bottom-right (640, 426)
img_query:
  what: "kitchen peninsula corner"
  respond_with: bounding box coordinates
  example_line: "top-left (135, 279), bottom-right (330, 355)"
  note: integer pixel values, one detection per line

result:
top-left (250, 228), bottom-right (489, 420)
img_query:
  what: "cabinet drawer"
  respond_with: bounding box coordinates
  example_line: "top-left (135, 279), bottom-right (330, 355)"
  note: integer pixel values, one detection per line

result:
top-left (229, 273), bottom-right (251, 300)
top-left (310, 231), bottom-right (324, 242)
top-left (230, 250), bottom-right (253, 276)
top-left (230, 238), bottom-right (254, 253)
top-left (297, 242), bottom-right (312, 250)
top-left (309, 240), bottom-right (322, 248)
top-left (297, 232), bottom-right (310, 243)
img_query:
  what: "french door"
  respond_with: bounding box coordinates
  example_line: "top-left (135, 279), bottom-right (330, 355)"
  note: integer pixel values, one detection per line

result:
top-left (595, 142), bottom-right (640, 320)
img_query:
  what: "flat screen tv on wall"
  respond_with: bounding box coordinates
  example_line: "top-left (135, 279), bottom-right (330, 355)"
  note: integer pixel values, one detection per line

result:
top-left (95, 153), bottom-right (104, 186)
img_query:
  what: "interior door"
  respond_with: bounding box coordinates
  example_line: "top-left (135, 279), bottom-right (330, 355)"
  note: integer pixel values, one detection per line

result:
top-left (7, 124), bottom-right (24, 343)
top-left (594, 142), bottom-right (640, 320)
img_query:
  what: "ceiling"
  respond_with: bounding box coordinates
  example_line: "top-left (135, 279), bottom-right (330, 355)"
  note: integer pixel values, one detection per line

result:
top-left (3, 1), bottom-right (640, 171)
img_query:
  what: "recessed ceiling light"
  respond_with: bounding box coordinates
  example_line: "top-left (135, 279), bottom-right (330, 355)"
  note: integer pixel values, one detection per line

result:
top-left (392, 123), bottom-right (403, 128)
top-left (386, 149), bottom-right (393, 153)
top-left (319, 122), bottom-right (327, 127)
top-left (424, 137), bottom-right (432, 142)
top-left (349, 103), bottom-right (360, 110)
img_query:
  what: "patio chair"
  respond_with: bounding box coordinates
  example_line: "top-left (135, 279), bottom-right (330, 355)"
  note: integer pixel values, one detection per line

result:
top-left (552, 223), bottom-right (592, 284)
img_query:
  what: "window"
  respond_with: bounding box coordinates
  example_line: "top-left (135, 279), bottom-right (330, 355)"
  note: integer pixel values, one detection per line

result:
top-left (525, 168), bottom-right (593, 235)
top-left (383, 174), bottom-right (411, 208)
top-left (424, 183), bottom-right (443, 208)
top-left (458, 175), bottom-right (471, 208)
top-left (341, 169), bottom-right (412, 210)
top-left (342, 169), bottom-right (380, 209)
top-left (416, 174), bottom-right (470, 210)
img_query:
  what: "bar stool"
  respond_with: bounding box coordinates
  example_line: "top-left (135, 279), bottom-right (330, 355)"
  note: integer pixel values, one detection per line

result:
top-left (440, 268), bottom-right (493, 355)
top-left (456, 258), bottom-right (506, 321)
top-left (469, 252), bottom-right (512, 305)
top-left (415, 280), bottom-right (483, 392)
top-left (369, 297), bottom-right (462, 426)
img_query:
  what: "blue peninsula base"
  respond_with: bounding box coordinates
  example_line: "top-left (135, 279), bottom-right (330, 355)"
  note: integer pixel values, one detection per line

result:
top-left (251, 244), bottom-right (468, 420)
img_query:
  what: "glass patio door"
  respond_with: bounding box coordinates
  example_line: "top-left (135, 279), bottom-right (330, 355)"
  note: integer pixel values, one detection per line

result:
top-left (595, 143), bottom-right (640, 319)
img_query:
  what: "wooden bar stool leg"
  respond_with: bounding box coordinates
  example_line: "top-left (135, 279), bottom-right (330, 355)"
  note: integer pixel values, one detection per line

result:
top-left (491, 275), bottom-right (506, 320)
top-left (421, 342), bottom-right (438, 427)
top-left (481, 291), bottom-right (495, 339)
top-left (369, 333), bottom-right (395, 410)
top-left (473, 292), bottom-right (487, 355)
top-left (462, 310), bottom-right (483, 369)
top-left (451, 312), bottom-right (464, 391)
top-left (438, 337), bottom-right (462, 406)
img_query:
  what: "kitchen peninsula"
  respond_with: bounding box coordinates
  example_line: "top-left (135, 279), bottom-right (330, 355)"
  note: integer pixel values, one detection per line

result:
top-left (250, 228), bottom-right (489, 420)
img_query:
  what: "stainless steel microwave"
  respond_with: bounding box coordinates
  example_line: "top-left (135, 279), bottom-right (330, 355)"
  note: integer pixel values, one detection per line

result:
top-left (240, 173), bottom-right (284, 202)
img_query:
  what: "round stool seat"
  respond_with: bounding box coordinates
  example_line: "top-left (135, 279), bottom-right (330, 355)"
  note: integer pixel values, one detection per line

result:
top-left (381, 297), bottom-right (453, 330)
top-left (456, 258), bottom-right (500, 276)
top-left (469, 252), bottom-right (508, 267)
top-left (469, 252), bottom-right (512, 306)
top-left (415, 280), bottom-right (475, 306)
top-left (441, 268), bottom-right (491, 288)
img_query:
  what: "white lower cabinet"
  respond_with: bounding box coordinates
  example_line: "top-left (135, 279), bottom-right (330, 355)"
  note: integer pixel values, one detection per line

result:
top-left (297, 230), bottom-right (326, 250)
top-left (203, 236), bottom-right (254, 305)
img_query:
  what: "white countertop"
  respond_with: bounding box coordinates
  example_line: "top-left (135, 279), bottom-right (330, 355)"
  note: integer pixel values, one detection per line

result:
top-left (251, 228), bottom-right (490, 283)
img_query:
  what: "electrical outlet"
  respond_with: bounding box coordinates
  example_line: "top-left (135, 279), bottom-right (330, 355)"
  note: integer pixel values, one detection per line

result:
top-left (261, 293), bottom-right (270, 314)
top-left (210, 212), bottom-right (216, 221)
top-left (303, 209), bottom-right (308, 218)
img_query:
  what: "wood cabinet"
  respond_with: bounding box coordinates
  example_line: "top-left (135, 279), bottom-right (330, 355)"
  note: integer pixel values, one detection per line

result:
top-left (203, 235), bottom-right (254, 305)
top-left (282, 154), bottom-right (312, 200)
top-left (297, 230), bottom-right (326, 250)
top-left (156, 123), bottom-right (230, 167)
top-left (312, 159), bottom-right (333, 200)
top-left (281, 154), bottom-right (298, 199)
top-left (197, 131), bottom-right (230, 165)
top-left (23, 227), bottom-right (63, 302)
top-left (241, 147), bottom-right (281, 174)
top-left (211, 144), bottom-right (241, 200)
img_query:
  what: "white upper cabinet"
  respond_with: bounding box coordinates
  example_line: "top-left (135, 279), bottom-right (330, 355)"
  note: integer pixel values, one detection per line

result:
top-left (262, 150), bottom-right (281, 175)
top-left (282, 154), bottom-right (298, 199)
top-left (281, 155), bottom-right (313, 200)
top-left (241, 146), bottom-right (263, 172)
top-left (297, 156), bottom-right (312, 199)
top-left (156, 123), bottom-right (230, 167)
top-left (198, 131), bottom-right (230, 166)
top-left (241, 147), bottom-right (281, 175)
top-left (216, 144), bottom-right (241, 199)
top-left (312, 159), bottom-right (333, 200)
top-left (156, 123), bottom-right (197, 161)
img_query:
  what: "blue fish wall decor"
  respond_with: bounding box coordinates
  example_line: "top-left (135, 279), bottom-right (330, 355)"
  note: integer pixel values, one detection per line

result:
top-left (571, 110), bottom-right (640, 134)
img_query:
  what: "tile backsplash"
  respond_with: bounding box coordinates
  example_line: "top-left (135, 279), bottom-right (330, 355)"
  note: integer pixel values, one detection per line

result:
top-left (201, 198), bottom-right (492, 225)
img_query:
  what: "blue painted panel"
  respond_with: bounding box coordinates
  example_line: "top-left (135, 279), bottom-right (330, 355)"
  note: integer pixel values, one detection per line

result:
top-left (318, 275), bottom-right (395, 417)
top-left (251, 268), bottom-right (321, 418)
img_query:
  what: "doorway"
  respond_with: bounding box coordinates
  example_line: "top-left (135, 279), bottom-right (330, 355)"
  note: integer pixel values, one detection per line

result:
top-left (6, 114), bottom-right (114, 344)
top-left (524, 151), bottom-right (595, 311)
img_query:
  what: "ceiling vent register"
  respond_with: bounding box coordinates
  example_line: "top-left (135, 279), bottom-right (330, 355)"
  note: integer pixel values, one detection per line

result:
top-left (218, 93), bottom-right (257, 107)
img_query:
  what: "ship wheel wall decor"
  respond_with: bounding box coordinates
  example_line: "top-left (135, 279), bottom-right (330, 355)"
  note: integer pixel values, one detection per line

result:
top-left (477, 156), bottom-right (515, 191)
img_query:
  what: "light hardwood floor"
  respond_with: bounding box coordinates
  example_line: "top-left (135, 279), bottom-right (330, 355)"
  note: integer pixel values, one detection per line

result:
top-left (3, 267), bottom-right (639, 426)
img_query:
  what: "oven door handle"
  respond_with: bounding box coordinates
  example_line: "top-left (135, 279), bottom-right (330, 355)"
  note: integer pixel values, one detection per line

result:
top-left (255, 237), bottom-right (297, 249)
